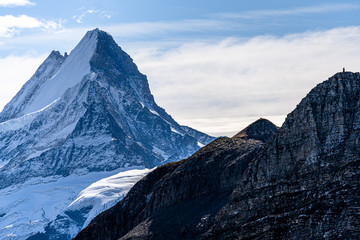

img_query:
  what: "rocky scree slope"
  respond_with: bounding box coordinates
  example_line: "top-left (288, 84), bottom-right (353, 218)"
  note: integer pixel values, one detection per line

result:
top-left (74, 118), bottom-right (277, 240)
top-left (75, 71), bottom-right (360, 239)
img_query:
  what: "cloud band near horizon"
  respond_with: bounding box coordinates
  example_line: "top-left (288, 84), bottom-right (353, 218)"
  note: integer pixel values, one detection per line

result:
top-left (0, 26), bottom-right (360, 137)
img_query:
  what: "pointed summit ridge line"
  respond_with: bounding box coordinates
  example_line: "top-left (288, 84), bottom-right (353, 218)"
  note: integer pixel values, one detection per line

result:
top-left (0, 29), bottom-right (103, 121)
top-left (232, 118), bottom-right (278, 142)
top-left (0, 50), bottom-right (65, 122)
top-left (21, 29), bottom-right (100, 115)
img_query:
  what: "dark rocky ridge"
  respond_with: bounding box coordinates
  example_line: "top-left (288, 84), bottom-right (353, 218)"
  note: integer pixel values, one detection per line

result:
top-left (232, 118), bottom-right (278, 142)
top-left (75, 71), bottom-right (360, 240)
top-left (74, 137), bottom-right (263, 240)
top-left (74, 119), bottom-right (275, 240)
top-left (208, 71), bottom-right (360, 239)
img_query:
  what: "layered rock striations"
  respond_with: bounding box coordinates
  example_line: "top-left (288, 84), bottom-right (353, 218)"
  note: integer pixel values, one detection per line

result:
top-left (75, 72), bottom-right (360, 240)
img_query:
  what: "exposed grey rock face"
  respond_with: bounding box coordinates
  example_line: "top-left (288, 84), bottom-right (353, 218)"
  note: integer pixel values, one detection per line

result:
top-left (75, 72), bottom-right (360, 240)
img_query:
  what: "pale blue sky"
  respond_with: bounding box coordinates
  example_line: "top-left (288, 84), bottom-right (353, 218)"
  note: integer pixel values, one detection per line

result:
top-left (1, 0), bottom-right (359, 55)
top-left (0, 0), bottom-right (360, 136)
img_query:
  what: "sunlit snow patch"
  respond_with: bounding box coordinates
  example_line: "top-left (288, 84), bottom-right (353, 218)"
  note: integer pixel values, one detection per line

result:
top-left (0, 167), bottom-right (152, 240)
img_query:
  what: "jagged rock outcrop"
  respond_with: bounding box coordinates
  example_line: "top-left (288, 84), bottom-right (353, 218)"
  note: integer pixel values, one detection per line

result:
top-left (232, 118), bottom-right (278, 142)
top-left (75, 72), bottom-right (360, 240)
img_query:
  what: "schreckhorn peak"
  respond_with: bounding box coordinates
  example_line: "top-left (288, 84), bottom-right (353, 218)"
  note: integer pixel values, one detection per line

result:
top-left (0, 29), bottom-right (214, 239)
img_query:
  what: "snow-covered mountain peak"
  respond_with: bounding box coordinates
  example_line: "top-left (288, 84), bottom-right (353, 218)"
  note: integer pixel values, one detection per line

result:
top-left (0, 28), bottom-right (215, 239)
top-left (0, 28), bottom-right (214, 181)
top-left (70, 28), bottom-right (99, 57)
top-left (20, 30), bottom-right (100, 115)
top-left (0, 29), bottom-right (102, 121)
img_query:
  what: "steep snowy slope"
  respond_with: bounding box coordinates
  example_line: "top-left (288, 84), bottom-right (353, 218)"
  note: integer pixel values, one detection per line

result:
top-left (0, 28), bottom-right (214, 239)
top-left (0, 50), bottom-right (65, 123)
top-left (0, 167), bottom-right (152, 240)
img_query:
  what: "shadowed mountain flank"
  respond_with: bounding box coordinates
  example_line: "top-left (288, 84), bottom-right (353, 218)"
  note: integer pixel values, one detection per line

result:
top-left (232, 118), bottom-right (278, 142)
top-left (74, 119), bottom-right (278, 239)
top-left (76, 72), bottom-right (360, 240)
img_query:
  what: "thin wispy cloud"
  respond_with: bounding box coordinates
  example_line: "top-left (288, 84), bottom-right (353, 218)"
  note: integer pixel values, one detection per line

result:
top-left (73, 9), bottom-right (112, 24)
top-left (103, 19), bottom-right (238, 38)
top-left (0, 24), bottom-right (359, 136)
top-left (0, 0), bottom-right (34, 7)
top-left (216, 4), bottom-right (360, 19)
top-left (0, 18), bottom-right (239, 47)
top-left (128, 26), bottom-right (360, 136)
top-left (0, 15), bottom-right (62, 37)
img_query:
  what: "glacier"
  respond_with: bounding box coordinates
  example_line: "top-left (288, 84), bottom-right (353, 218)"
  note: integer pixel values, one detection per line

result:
top-left (0, 167), bottom-right (152, 239)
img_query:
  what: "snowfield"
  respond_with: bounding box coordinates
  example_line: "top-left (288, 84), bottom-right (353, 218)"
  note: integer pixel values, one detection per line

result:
top-left (22, 30), bottom-right (97, 115)
top-left (0, 167), bottom-right (152, 240)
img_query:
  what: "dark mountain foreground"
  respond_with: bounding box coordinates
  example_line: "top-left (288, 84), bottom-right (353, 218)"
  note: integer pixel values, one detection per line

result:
top-left (75, 71), bottom-right (360, 240)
